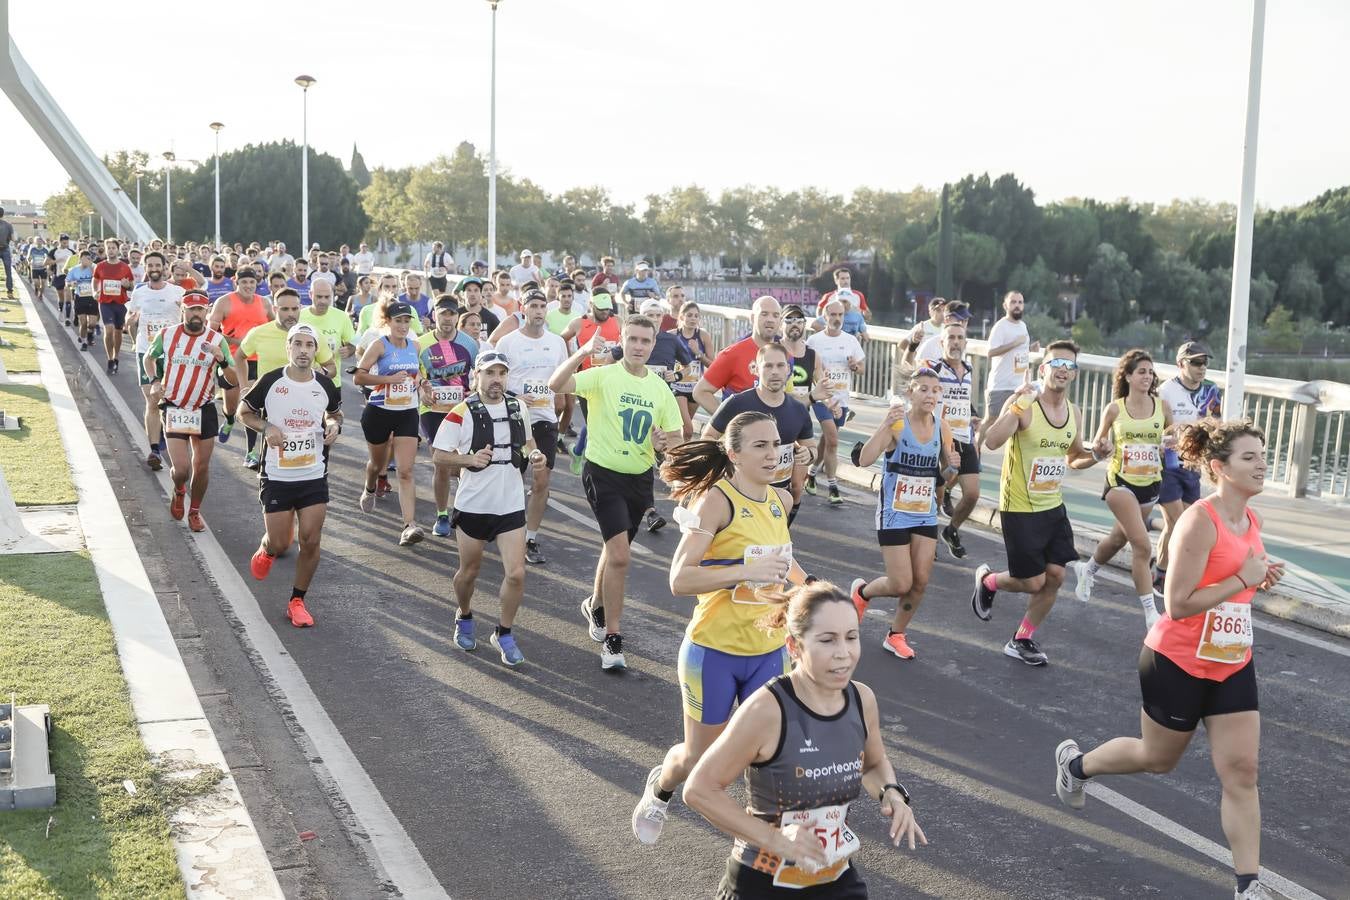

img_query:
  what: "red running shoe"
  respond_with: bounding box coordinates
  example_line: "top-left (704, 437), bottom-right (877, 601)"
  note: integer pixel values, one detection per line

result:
top-left (287, 597), bottom-right (314, 628)
top-left (850, 578), bottom-right (869, 622)
top-left (187, 509), bottom-right (206, 533)
top-left (250, 547), bottom-right (275, 581)
top-left (169, 489), bottom-right (186, 520)
top-left (376, 475), bottom-right (392, 497)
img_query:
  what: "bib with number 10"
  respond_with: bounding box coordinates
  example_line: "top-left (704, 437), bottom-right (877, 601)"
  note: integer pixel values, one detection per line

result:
top-left (279, 431), bottom-right (319, 469)
top-left (773, 803), bottom-right (859, 889)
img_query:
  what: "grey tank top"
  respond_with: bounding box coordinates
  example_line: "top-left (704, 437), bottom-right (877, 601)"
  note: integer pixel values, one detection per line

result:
top-left (731, 675), bottom-right (868, 874)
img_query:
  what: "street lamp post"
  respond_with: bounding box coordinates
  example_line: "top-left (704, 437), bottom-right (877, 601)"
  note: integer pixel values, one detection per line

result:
top-left (162, 151), bottom-right (176, 242)
top-left (487, 0), bottom-right (501, 270)
top-left (113, 187), bottom-right (123, 238)
top-left (86, 210), bottom-right (94, 239)
top-left (295, 75), bottom-right (316, 251)
top-left (134, 170), bottom-right (143, 213)
top-left (210, 122), bottom-right (224, 248)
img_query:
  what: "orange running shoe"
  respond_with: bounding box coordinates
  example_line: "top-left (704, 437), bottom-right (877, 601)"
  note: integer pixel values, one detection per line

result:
top-left (250, 547), bottom-right (275, 580)
top-left (169, 488), bottom-right (186, 520)
top-left (882, 631), bottom-right (916, 660)
top-left (849, 578), bottom-right (869, 622)
top-left (287, 597), bottom-right (314, 628)
top-left (187, 509), bottom-right (206, 532)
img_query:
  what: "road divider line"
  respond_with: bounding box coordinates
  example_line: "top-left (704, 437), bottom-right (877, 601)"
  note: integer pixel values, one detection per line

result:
top-left (546, 496), bottom-right (654, 555)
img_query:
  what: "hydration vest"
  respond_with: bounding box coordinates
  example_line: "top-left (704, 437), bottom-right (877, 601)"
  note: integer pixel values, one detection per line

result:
top-left (465, 393), bottom-right (529, 473)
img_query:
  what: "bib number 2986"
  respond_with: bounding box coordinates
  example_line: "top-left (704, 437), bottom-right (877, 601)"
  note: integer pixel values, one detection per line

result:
top-left (618, 407), bottom-right (653, 444)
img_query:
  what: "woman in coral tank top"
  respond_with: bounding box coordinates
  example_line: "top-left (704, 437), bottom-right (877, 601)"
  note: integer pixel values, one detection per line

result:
top-left (1050, 419), bottom-right (1285, 900)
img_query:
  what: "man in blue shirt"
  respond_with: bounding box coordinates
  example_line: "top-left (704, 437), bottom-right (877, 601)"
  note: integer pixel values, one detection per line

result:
top-left (619, 260), bottom-right (661, 314)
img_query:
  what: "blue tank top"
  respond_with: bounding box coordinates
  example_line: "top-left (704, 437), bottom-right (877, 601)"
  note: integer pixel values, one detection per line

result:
top-left (368, 336), bottom-right (420, 409)
top-left (876, 416), bottom-right (940, 530)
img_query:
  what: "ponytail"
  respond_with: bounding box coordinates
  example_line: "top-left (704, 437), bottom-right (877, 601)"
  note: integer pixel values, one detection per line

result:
top-left (660, 410), bottom-right (777, 502)
top-left (1176, 418), bottom-right (1265, 482)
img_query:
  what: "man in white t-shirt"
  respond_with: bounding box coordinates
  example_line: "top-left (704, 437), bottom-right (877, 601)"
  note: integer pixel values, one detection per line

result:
top-left (805, 299), bottom-right (866, 505)
top-left (268, 242), bottom-right (295, 273)
top-left (982, 291), bottom-right (1040, 445)
top-left (424, 241), bottom-right (456, 294)
top-left (352, 242), bottom-right (376, 275)
top-left (125, 250), bottom-right (186, 471)
top-left (495, 290), bottom-right (568, 565)
top-left (431, 351), bottom-right (546, 668)
top-left (509, 249), bottom-right (541, 288)
top-left (911, 300), bottom-right (971, 363)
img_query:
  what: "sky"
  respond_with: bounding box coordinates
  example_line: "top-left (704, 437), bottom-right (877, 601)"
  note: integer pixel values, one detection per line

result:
top-left (4, 0), bottom-right (1350, 213)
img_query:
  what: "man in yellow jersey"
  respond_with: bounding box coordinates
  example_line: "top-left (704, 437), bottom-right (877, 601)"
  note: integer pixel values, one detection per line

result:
top-left (550, 315), bottom-right (683, 671)
top-left (971, 339), bottom-right (1099, 666)
top-left (299, 278), bottom-right (357, 385)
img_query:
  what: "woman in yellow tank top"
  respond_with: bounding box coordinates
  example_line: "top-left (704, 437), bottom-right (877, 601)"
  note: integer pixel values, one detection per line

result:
top-left (629, 411), bottom-right (807, 847)
top-left (1073, 349), bottom-right (1175, 627)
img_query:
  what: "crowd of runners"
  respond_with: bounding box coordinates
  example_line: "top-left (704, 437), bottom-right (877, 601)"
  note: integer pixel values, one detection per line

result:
top-left (8, 228), bottom-right (1281, 899)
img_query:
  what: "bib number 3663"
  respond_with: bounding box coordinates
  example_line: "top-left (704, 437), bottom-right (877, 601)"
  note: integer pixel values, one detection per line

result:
top-left (1196, 601), bottom-right (1253, 663)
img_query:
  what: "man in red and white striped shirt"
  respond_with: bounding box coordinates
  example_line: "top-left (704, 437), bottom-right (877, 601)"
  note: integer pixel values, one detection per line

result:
top-left (143, 291), bottom-right (239, 532)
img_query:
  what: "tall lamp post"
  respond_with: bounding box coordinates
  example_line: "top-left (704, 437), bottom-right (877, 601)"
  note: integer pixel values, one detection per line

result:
top-left (113, 187), bottom-right (124, 238)
top-left (85, 209), bottom-right (94, 239)
top-left (295, 75), bottom-right (316, 251)
top-left (134, 169), bottom-right (144, 213)
top-left (210, 122), bottom-right (224, 248)
top-left (486, 0), bottom-right (501, 270)
top-left (162, 151), bottom-right (176, 242)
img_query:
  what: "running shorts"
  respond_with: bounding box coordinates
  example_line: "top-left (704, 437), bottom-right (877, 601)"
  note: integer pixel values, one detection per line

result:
top-left (428, 276), bottom-right (448, 294)
top-left (160, 402), bottom-right (219, 441)
top-left (716, 857), bottom-right (868, 900)
top-left (452, 508), bottom-right (526, 543)
top-left (811, 400), bottom-right (834, 425)
top-left (361, 404), bottom-right (420, 444)
top-left (74, 298), bottom-right (99, 317)
top-left (259, 476), bottom-right (329, 514)
top-left (420, 410), bottom-right (448, 444)
top-left (1159, 466), bottom-right (1202, 505)
top-left (1139, 645), bottom-right (1257, 732)
top-left (986, 389), bottom-right (1016, 422)
top-left (136, 352), bottom-right (153, 386)
top-left (953, 440), bottom-right (981, 476)
top-left (52, 274), bottom-right (66, 290)
top-left (99, 302), bottom-right (127, 329)
top-left (531, 420), bottom-right (558, 470)
top-left (678, 637), bottom-right (790, 726)
top-left (1103, 476), bottom-right (1161, 507)
top-left (999, 505), bottom-right (1077, 579)
top-left (877, 524), bottom-right (939, 546)
top-left (581, 460), bottom-right (653, 543)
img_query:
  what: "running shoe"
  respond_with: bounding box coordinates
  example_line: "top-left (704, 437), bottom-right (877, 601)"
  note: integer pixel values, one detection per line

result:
top-left (83, 340), bottom-right (91, 353)
top-left (146, 452), bottom-right (163, 471)
top-left (113, 358), bottom-right (119, 374)
top-left (433, 513), bottom-right (452, 537)
top-left (250, 547), bottom-right (275, 580)
top-left (882, 631), bottom-right (916, 660)
top-left (490, 631), bottom-right (525, 667)
top-left (106, 359), bottom-right (115, 375)
top-left (849, 441), bottom-right (863, 467)
top-left (376, 475), bottom-right (392, 497)
top-left (399, 523), bottom-right (425, 546)
top-left (1235, 883), bottom-right (1275, 900)
top-left (525, 538), bottom-right (546, 565)
top-left (1003, 637), bottom-right (1048, 666)
top-left (804, 474), bottom-right (817, 496)
top-left (1054, 738), bottom-right (1087, 809)
top-left (244, 450), bottom-right (262, 471)
top-left (187, 509), bottom-right (207, 533)
top-left (564, 427), bottom-right (577, 438)
top-left (1071, 560), bottom-right (1095, 603)
top-left (169, 489), bottom-right (186, 521)
top-left (601, 633), bottom-right (627, 671)
top-left (79, 340), bottom-right (87, 351)
top-left (645, 508), bottom-right (667, 534)
top-left (941, 491), bottom-right (955, 518)
top-left (828, 485), bottom-right (842, 505)
top-left (631, 765), bottom-right (670, 844)
top-left (217, 421), bottom-right (233, 444)
top-left (287, 597), bottom-right (314, 628)
top-left (849, 578), bottom-right (869, 621)
top-left (557, 435), bottom-right (569, 456)
top-left (569, 450), bottom-right (586, 476)
top-left (941, 525), bottom-right (967, 559)
top-left (582, 595), bottom-right (605, 642)
top-left (845, 409), bottom-right (856, 424)
top-left (358, 489), bottom-right (376, 514)
top-left (971, 563), bottom-right (996, 621)
top-left (454, 616), bottom-right (477, 651)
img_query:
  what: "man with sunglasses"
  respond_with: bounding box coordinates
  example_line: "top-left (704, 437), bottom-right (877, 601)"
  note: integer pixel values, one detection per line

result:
top-left (972, 339), bottom-right (1100, 666)
top-left (1154, 341), bottom-right (1223, 598)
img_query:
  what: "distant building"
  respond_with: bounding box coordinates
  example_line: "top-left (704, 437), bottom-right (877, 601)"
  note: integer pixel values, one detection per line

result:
top-left (0, 199), bottom-right (50, 239)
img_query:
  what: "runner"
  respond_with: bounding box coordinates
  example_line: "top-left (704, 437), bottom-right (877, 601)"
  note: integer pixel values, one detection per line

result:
top-left (630, 410), bottom-right (804, 845)
top-left (67, 250), bottom-right (99, 350)
top-left (203, 255), bottom-right (235, 302)
top-left (780, 304), bottom-right (835, 453)
top-left (240, 323), bottom-right (343, 629)
top-left (980, 291), bottom-right (1039, 447)
top-left (849, 368), bottom-right (957, 661)
top-left (682, 582), bottom-right (925, 898)
top-left (353, 300), bottom-right (426, 546)
top-left (670, 300), bottom-right (714, 443)
top-left (209, 266), bottom-right (274, 451)
top-left (495, 289), bottom-right (568, 563)
top-left (805, 300), bottom-right (866, 506)
top-left (419, 296), bottom-right (477, 537)
top-left (93, 240), bottom-right (135, 374)
top-left (50, 234), bottom-right (73, 324)
top-left (1054, 420), bottom-right (1283, 900)
top-left (298, 278), bottom-right (357, 388)
top-left (431, 351), bottom-right (547, 667)
top-left (815, 265), bottom-right (873, 321)
top-left (693, 295), bottom-right (782, 414)
top-left (550, 315), bottom-right (682, 670)
top-left (559, 289), bottom-right (621, 472)
top-left (545, 279), bottom-right (584, 441)
top-left (424, 241), bottom-right (453, 295)
top-left (1155, 341), bottom-right (1223, 600)
top-left (1073, 349), bottom-right (1174, 627)
top-left (928, 324), bottom-right (982, 558)
top-left (125, 252), bottom-right (185, 470)
top-left (971, 340), bottom-right (1099, 666)
top-left (142, 291), bottom-right (239, 533)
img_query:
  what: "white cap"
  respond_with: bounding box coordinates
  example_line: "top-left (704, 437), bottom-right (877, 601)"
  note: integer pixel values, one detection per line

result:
top-left (287, 323), bottom-right (319, 343)
top-left (640, 298), bottom-right (665, 316)
top-left (520, 249), bottom-right (533, 258)
top-left (635, 260), bottom-right (651, 271)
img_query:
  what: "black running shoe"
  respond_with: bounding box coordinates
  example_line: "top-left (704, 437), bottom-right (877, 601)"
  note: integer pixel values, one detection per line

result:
top-left (849, 441), bottom-right (863, 467)
top-left (941, 492), bottom-right (955, 518)
top-left (106, 359), bottom-right (115, 374)
top-left (805, 474), bottom-right (817, 496)
top-left (645, 508), bottom-right (666, 534)
top-left (525, 538), bottom-right (546, 565)
top-left (1003, 637), bottom-right (1048, 666)
top-left (828, 485), bottom-right (843, 505)
top-left (972, 563), bottom-right (995, 621)
top-left (941, 524), bottom-right (967, 559)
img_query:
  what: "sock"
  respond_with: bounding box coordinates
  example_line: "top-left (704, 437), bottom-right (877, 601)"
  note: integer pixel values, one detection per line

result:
top-left (1068, 756), bottom-right (1088, 780)
top-left (982, 572), bottom-right (999, 592)
top-left (1086, 559), bottom-right (1101, 575)
top-left (292, 587), bottom-right (307, 601)
top-left (1235, 874), bottom-right (1258, 894)
top-left (655, 787), bottom-right (674, 803)
top-left (1015, 617), bottom-right (1036, 640)
top-left (808, 463), bottom-right (820, 477)
top-left (188, 503), bottom-right (201, 514)
top-left (827, 478), bottom-right (838, 488)
top-left (787, 502), bottom-right (800, 526)
top-left (149, 443), bottom-right (158, 455)
top-left (495, 625), bottom-right (511, 636)
top-left (525, 529), bottom-right (537, 542)
top-left (458, 611), bottom-right (473, 620)
top-left (888, 629), bottom-right (903, 637)
top-left (174, 485), bottom-right (186, 496)
top-left (1139, 593), bottom-right (1157, 615)
top-left (437, 508), bottom-right (449, 518)
top-left (246, 429), bottom-right (257, 453)
top-left (225, 413), bottom-right (235, 425)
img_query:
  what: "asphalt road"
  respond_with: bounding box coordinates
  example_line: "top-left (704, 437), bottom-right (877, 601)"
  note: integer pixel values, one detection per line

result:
top-left (40, 301), bottom-right (1350, 900)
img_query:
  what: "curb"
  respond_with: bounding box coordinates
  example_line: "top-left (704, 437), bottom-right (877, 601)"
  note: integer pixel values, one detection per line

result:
top-left (13, 283), bottom-right (284, 899)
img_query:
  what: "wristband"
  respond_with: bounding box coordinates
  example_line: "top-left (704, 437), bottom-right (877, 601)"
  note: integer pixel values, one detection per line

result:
top-left (879, 782), bottom-right (910, 806)
top-left (1235, 573), bottom-right (1252, 590)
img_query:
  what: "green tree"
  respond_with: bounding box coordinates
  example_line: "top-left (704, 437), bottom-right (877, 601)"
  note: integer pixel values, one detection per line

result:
top-left (906, 227), bottom-right (1005, 300)
top-left (1262, 305), bottom-right (1302, 353)
top-left (1140, 251), bottom-right (1223, 330)
top-left (1279, 259), bottom-right (1324, 319)
top-left (349, 144), bottom-right (372, 189)
top-left (1083, 199), bottom-right (1157, 272)
top-left (1007, 255), bottom-right (1060, 311)
top-left (1041, 202), bottom-right (1100, 278)
top-left (935, 184), bottom-right (953, 298)
top-left (711, 186), bottom-right (764, 277)
top-left (404, 142), bottom-right (487, 252)
top-left (948, 172), bottom-right (1042, 282)
top-left (1071, 315), bottom-right (1107, 353)
top-left (1140, 198), bottom-right (1235, 255)
top-left (361, 167), bottom-right (415, 247)
top-left (1081, 242), bottom-right (1141, 332)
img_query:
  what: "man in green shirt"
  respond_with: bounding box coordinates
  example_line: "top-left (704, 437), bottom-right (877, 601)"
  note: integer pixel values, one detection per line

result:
top-left (550, 315), bottom-right (682, 671)
top-left (299, 278), bottom-right (357, 386)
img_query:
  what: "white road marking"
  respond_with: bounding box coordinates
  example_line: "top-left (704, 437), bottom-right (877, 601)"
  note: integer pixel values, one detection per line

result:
top-left (546, 497), bottom-right (654, 556)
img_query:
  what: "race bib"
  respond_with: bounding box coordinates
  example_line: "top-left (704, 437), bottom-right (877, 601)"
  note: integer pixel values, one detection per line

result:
top-left (165, 407), bottom-right (202, 435)
top-left (384, 377), bottom-right (415, 408)
top-left (431, 384), bottom-right (464, 411)
top-left (146, 319), bottom-right (170, 340)
top-left (1013, 349), bottom-right (1029, 374)
top-left (791, 384), bottom-right (812, 404)
top-left (278, 430), bottom-right (318, 469)
top-left (521, 379), bottom-right (552, 409)
top-left (771, 443), bottom-right (795, 483)
top-left (1197, 602), bottom-right (1253, 664)
top-left (891, 472), bottom-right (935, 514)
top-left (824, 368), bottom-right (849, 394)
top-left (942, 396), bottom-right (971, 436)
top-left (773, 803), bottom-right (859, 889)
top-left (1027, 456), bottom-right (1066, 495)
top-left (104, 281), bottom-right (122, 297)
top-left (431, 266), bottom-right (447, 277)
top-left (1122, 443), bottom-right (1161, 480)
top-left (739, 542), bottom-right (794, 596)
top-left (77, 281), bottom-right (94, 297)
top-left (675, 361), bottom-right (702, 391)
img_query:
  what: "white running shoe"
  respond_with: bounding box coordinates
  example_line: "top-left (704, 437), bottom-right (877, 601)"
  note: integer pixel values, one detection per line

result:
top-left (601, 633), bottom-right (627, 671)
top-left (631, 765), bottom-right (670, 844)
top-left (1072, 560), bottom-right (1095, 603)
top-left (1235, 883), bottom-right (1275, 900)
top-left (1054, 738), bottom-right (1087, 810)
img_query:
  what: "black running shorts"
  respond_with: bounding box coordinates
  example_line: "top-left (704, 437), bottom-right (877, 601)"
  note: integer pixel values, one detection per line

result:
top-left (361, 404), bottom-right (420, 444)
top-left (582, 461), bottom-right (653, 543)
top-left (1139, 645), bottom-right (1257, 732)
top-left (452, 509), bottom-right (526, 543)
top-left (999, 505), bottom-right (1077, 579)
top-left (259, 476), bottom-right (329, 514)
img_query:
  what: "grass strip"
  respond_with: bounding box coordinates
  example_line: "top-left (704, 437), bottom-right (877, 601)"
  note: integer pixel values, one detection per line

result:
top-left (0, 384), bottom-right (76, 506)
top-left (0, 327), bottom-right (38, 373)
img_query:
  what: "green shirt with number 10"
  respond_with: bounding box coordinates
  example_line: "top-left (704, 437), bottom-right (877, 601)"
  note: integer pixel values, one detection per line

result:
top-left (572, 363), bottom-right (682, 474)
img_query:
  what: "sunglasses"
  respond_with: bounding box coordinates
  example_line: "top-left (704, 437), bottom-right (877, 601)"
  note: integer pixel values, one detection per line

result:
top-left (1044, 358), bottom-right (1079, 371)
top-left (1186, 357), bottom-right (1210, 366)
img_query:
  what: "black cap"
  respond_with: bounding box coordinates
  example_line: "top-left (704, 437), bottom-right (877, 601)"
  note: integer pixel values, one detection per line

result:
top-left (457, 276), bottom-right (484, 290)
top-left (782, 304), bottom-right (806, 320)
top-left (386, 301), bottom-right (415, 319)
top-left (434, 296), bottom-right (461, 313)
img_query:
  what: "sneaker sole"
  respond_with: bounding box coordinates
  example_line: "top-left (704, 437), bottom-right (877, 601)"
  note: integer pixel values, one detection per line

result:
top-left (971, 565), bottom-right (994, 621)
top-left (1003, 643), bottom-right (1048, 666)
top-left (601, 656), bottom-right (627, 671)
top-left (1054, 739), bottom-right (1086, 809)
top-left (881, 640), bottom-right (915, 661)
top-left (490, 636), bottom-right (524, 667)
top-left (400, 531), bottom-right (425, 546)
top-left (583, 598), bottom-right (605, 643)
top-left (631, 766), bottom-right (668, 844)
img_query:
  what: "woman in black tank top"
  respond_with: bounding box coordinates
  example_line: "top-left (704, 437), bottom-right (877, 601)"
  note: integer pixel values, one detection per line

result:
top-left (684, 583), bottom-right (927, 899)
